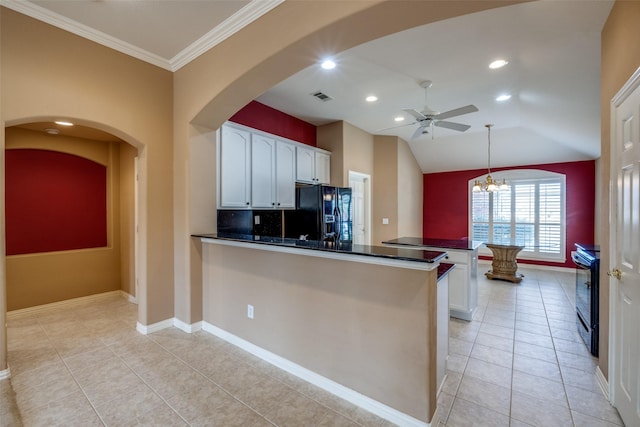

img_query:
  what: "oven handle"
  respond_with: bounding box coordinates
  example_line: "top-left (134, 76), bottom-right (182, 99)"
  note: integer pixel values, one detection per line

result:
top-left (571, 251), bottom-right (592, 270)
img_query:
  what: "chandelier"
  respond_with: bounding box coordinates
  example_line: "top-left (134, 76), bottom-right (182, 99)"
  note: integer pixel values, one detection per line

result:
top-left (473, 124), bottom-right (508, 192)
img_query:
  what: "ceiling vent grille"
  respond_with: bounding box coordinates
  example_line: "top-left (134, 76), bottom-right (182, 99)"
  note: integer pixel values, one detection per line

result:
top-left (311, 91), bottom-right (333, 102)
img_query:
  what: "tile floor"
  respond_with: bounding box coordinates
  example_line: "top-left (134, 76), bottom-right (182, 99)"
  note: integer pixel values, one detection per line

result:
top-left (0, 265), bottom-right (625, 426)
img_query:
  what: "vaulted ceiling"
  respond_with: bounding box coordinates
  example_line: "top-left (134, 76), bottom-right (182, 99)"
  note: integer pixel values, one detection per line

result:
top-left (3, 0), bottom-right (613, 172)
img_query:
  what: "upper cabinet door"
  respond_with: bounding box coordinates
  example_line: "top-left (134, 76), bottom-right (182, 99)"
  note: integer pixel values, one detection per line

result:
top-left (296, 146), bottom-right (316, 184)
top-left (251, 134), bottom-right (276, 208)
top-left (220, 124), bottom-right (251, 208)
top-left (315, 151), bottom-right (331, 185)
top-left (276, 141), bottom-right (296, 208)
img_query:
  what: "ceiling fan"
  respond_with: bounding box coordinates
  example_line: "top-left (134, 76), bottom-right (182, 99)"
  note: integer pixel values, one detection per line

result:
top-left (396, 80), bottom-right (478, 139)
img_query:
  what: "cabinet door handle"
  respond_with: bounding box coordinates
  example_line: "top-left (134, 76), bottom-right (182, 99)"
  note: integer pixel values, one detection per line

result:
top-left (272, 202), bottom-right (275, 206)
top-left (246, 202), bottom-right (250, 206)
top-left (277, 202), bottom-right (281, 206)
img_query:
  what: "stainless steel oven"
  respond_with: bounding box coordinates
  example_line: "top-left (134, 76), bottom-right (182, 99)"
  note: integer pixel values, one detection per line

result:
top-left (571, 243), bottom-right (600, 357)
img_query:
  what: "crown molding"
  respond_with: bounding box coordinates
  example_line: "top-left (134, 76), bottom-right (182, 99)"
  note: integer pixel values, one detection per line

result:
top-left (170, 0), bottom-right (285, 71)
top-left (0, 0), bottom-right (285, 72)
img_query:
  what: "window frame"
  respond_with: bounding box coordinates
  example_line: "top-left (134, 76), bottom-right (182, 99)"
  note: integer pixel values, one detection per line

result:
top-left (468, 169), bottom-right (567, 263)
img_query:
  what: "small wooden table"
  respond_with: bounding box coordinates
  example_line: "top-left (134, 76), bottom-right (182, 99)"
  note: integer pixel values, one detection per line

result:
top-left (485, 243), bottom-right (525, 283)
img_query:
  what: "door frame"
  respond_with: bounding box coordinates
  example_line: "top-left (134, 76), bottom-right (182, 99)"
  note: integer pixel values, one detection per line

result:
top-left (608, 66), bottom-right (640, 409)
top-left (348, 170), bottom-right (371, 246)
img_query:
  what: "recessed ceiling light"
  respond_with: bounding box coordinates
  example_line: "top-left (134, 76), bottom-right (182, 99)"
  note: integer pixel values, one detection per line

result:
top-left (320, 59), bottom-right (336, 70)
top-left (489, 59), bottom-right (509, 69)
top-left (45, 128), bottom-right (60, 135)
top-left (55, 121), bottom-right (74, 126)
top-left (394, 116), bottom-right (405, 122)
top-left (496, 94), bottom-right (512, 102)
top-left (366, 95), bottom-right (378, 102)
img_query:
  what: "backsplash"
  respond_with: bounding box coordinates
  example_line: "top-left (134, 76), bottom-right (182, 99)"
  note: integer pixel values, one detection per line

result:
top-left (217, 210), bottom-right (283, 237)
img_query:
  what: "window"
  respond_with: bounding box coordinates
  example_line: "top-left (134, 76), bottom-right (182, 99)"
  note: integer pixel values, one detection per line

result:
top-left (470, 170), bottom-right (566, 262)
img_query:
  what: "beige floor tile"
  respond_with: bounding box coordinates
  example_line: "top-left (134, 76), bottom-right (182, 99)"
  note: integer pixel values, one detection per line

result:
top-left (510, 390), bottom-right (573, 426)
top-left (470, 343), bottom-right (513, 369)
top-left (93, 384), bottom-right (166, 425)
top-left (264, 388), bottom-right (335, 427)
top-left (513, 341), bottom-right (557, 363)
top-left (456, 375), bottom-right (511, 416)
top-left (478, 322), bottom-right (514, 339)
top-left (436, 391), bottom-right (455, 424)
top-left (516, 312), bottom-right (549, 326)
top-left (515, 319), bottom-right (551, 336)
top-left (15, 371), bottom-right (81, 414)
top-left (316, 410), bottom-right (361, 426)
top-left (512, 370), bottom-right (568, 406)
top-left (559, 364), bottom-right (601, 393)
top-left (441, 370), bottom-right (462, 396)
top-left (555, 349), bottom-right (598, 371)
top-left (448, 337), bottom-right (474, 357)
top-left (474, 331), bottom-right (513, 352)
top-left (564, 385), bottom-right (624, 425)
top-left (513, 353), bottom-right (562, 382)
top-left (464, 358), bottom-right (512, 389)
top-left (571, 410), bottom-right (624, 427)
top-left (122, 402), bottom-right (189, 427)
top-left (446, 397), bottom-right (510, 427)
top-left (20, 390), bottom-right (95, 427)
top-left (515, 329), bottom-right (555, 349)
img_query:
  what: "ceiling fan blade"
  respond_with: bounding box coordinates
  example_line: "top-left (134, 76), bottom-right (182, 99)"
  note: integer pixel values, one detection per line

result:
top-left (435, 104), bottom-right (478, 120)
top-left (376, 121), bottom-right (419, 132)
top-left (412, 125), bottom-right (428, 139)
top-left (402, 108), bottom-right (427, 121)
top-left (434, 120), bottom-right (471, 132)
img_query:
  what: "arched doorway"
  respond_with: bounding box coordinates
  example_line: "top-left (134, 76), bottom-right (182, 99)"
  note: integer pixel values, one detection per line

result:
top-left (3, 119), bottom-right (144, 312)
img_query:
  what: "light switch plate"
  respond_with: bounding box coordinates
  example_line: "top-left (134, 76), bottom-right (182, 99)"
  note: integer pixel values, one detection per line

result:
top-left (382, 218), bottom-right (389, 225)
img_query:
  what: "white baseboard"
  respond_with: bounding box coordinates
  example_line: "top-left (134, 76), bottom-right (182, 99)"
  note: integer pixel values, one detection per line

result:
top-left (0, 367), bottom-right (11, 381)
top-left (136, 318), bottom-right (174, 335)
top-left (7, 290), bottom-right (126, 318)
top-left (174, 318), bottom-right (202, 333)
top-left (595, 366), bottom-right (610, 401)
top-left (202, 321), bottom-right (432, 427)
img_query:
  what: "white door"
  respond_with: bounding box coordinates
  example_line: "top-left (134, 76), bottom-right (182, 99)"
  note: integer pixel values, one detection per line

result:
top-left (610, 68), bottom-right (640, 427)
top-left (348, 171), bottom-right (371, 245)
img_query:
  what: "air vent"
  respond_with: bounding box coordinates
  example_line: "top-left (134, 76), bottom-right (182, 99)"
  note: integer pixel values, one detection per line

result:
top-left (311, 91), bottom-right (333, 102)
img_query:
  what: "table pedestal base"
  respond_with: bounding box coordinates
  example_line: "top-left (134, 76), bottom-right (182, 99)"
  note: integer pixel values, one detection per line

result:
top-left (485, 244), bottom-right (525, 283)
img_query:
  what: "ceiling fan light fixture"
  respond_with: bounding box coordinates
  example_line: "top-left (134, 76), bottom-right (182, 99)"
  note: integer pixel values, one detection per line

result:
top-left (55, 120), bottom-right (74, 126)
top-left (489, 59), bottom-right (509, 69)
top-left (496, 94), bottom-right (511, 102)
top-left (394, 116), bottom-right (405, 122)
top-left (365, 95), bottom-right (378, 102)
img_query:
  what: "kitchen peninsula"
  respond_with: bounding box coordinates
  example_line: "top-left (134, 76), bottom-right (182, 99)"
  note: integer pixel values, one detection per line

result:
top-left (383, 237), bottom-right (482, 321)
top-left (193, 233), bottom-right (450, 426)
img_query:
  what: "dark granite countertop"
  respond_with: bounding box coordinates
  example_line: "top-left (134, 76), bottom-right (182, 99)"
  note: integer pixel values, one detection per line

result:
top-left (193, 233), bottom-right (447, 264)
top-left (383, 237), bottom-right (483, 251)
top-left (437, 263), bottom-right (456, 280)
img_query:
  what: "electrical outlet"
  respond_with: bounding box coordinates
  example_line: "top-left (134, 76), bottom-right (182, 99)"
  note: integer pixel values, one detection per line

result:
top-left (247, 304), bottom-right (254, 319)
top-left (254, 215), bottom-right (261, 225)
top-left (382, 217), bottom-right (389, 225)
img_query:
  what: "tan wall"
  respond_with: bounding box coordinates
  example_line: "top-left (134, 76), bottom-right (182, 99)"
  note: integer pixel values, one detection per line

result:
top-left (600, 0), bottom-right (640, 380)
top-left (1, 7), bottom-right (174, 330)
top-left (397, 139), bottom-right (423, 238)
top-left (317, 121), bottom-right (345, 186)
top-left (202, 241), bottom-right (438, 422)
top-left (5, 128), bottom-right (123, 310)
top-left (343, 122), bottom-right (375, 185)
top-left (373, 136), bottom-right (399, 244)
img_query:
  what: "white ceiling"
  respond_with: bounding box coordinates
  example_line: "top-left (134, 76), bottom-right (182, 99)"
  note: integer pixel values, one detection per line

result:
top-left (3, 0), bottom-right (613, 173)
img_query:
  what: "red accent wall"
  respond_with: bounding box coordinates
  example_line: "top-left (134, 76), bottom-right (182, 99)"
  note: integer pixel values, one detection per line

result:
top-left (230, 100), bottom-right (317, 146)
top-left (423, 160), bottom-right (596, 268)
top-left (5, 149), bottom-right (108, 255)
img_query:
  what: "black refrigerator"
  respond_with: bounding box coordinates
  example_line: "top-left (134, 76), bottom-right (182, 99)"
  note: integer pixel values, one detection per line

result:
top-left (284, 185), bottom-right (352, 243)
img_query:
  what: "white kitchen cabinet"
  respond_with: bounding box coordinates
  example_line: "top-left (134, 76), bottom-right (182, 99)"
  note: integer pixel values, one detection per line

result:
top-left (438, 249), bottom-right (478, 321)
top-left (296, 146), bottom-right (331, 185)
top-left (251, 134), bottom-right (276, 208)
top-left (382, 238), bottom-right (481, 321)
top-left (219, 124), bottom-right (251, 208)
top-left (220, 122), bottom-right (307, 209)
top-left (275, 141), bottom-right (296, 208)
